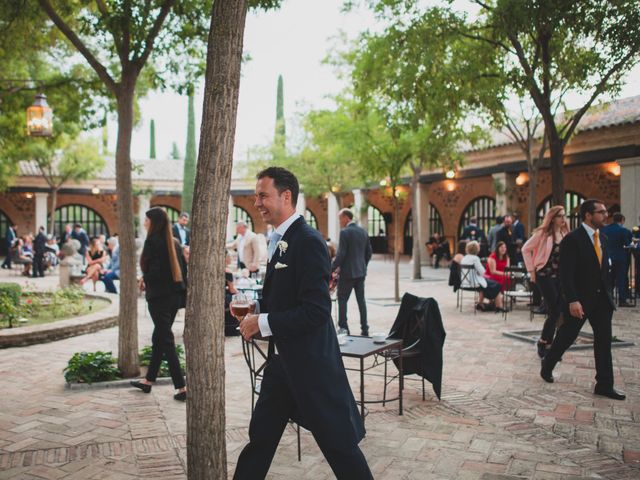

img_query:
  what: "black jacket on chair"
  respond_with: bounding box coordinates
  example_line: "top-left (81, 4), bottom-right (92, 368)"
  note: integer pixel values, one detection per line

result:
top-left (559, 225), bottom-right (614, 314)
top-left (141, 234), bottom-right (187, 302)
top-left (260, 217), bottom-right (365, 451)
top-left (332, 223), bottom-right (372, 279)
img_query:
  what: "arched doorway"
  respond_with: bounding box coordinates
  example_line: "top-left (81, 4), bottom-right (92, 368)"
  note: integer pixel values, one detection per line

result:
top-left (403, 204), bottom-right (446, 255)
top-left (0, 210), bottom-right (13, 256)
top-left (305, 208), bottom-right (318, 230)
top-left (537, 191), bottom-right (585, 230)
top-left (429, 203), bottom-right (444, 238)
top-left (458, 196), bottom-right (495, 240)
top-left (367, 205), bottom-right (387, 254)
top-left (50, 204), bottom-right (110, 239)
top-left (155, 205), bottom-right (181, 223)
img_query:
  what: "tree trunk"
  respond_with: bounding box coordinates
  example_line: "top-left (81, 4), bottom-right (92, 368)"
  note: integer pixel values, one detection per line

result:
top-left (393, 191), bottom-right (400, 302)
top-left (49, 188), bottom-right (58, 235)
top-left (410, 168), bottom-right (421, 280)
top-left (527, 165), bottom-right (539, 234)
top-left (185, 0), bottom-right (248, 478)
top-left (547, 133), bottom-right (565, 206)
top-left (115, 80), bottom-right (140, 378)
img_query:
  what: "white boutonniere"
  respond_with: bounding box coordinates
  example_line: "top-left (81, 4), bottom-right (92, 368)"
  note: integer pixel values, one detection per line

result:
top-left (275, 262), bottom-right (288, 270)
top-left (277, 240), bottom-right (288, 256)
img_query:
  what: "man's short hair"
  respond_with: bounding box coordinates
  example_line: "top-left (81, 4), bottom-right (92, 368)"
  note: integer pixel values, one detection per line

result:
top-left (74, 223), bottom-right (82, 229)
top-left (107, 237), bottom-right (118, 247)
top-left (338, 208), bottom-right (354, 220)
top-left (612, 212), bottom-right (624, 223)
top-left (236, 221), bottom-right (247, 228)
top-left (257, 167), bottom-right (299, 206)
top-left (180, 212), bottom-right (189, 219)
top-left (579, 199), bottom-right (604, 221)
top-left (466, 240), bottom-right (480, 255)
top-left (496, 215), bottom-right (504, 224)
top-left (469, 217), bottom-right (477, 224)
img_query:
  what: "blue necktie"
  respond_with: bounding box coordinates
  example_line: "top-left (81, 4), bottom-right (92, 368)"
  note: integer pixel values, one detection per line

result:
top-left (268, 233), bottom-right (282, 262)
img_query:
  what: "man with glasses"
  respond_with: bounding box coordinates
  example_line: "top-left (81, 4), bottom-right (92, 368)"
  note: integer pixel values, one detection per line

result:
top-left (541, 199), bottom-right (625, 400)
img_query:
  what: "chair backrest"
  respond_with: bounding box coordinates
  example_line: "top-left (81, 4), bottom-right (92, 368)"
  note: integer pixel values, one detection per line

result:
top-left (388, 293), bottom-right (426, 348)
top-left (459, 264), bottom-right (480, 289)
top-left (504, 266), bottom-right (528, 292)
top-left (241, 338), bottom-right (268, 409)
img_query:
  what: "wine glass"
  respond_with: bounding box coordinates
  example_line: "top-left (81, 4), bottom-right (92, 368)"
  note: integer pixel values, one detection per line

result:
top-left (230, 293), bottom-right (251, 322)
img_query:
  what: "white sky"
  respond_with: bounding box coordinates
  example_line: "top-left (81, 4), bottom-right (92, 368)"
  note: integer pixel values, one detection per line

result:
top-left (104, 0), bottom-right (640, 164)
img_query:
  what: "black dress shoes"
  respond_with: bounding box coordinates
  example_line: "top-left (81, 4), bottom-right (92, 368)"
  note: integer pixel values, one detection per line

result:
top-left (540, 364), bottom-right (554, 383)
top-left (594, 385), bottom-right (626, 400)
top-left (174, 391), bottom-right (187, 401)
top-left (130, 380), bottom-right (152, 393)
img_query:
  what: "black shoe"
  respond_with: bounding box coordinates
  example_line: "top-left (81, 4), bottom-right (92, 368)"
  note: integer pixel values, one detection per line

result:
top-left (361, 331), bottom-right (369, 337)
top-left (174, 391), bottom-right (187, 401)
top-left (130, 380), bottom-right (152, 393)
top-left (618, 301), bottom-right (634, 308)
top-left (540, 364), bottom-right (554, 383)
top-left (594, 385), bottom-right (626, 400)
top-left (537, 342), bottom-right (547, 359)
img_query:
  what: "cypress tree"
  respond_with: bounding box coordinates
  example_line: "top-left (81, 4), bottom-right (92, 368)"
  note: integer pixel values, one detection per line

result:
top-left (171, 141), bottom-right (181, 160)
top-left (274, 75), bottom-right (285, 151)
top-left (182, 88), bottom-right (197, 214)
top-left (149, 119), bottom-right (156, 159)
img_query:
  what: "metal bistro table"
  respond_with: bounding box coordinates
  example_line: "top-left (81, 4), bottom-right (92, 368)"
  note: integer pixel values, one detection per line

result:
top-left (339, 336), bottom-right (403, 423)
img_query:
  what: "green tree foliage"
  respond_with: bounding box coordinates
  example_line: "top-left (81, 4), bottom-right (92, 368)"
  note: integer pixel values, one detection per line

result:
top-left (182, 89), bottom-right (196, 214)
top-left (149, 119), bottom-right (156, 159)
top-left (170, 141), bottom-right (181, 159)
top-left (274, 74), bottom-right (285, 152)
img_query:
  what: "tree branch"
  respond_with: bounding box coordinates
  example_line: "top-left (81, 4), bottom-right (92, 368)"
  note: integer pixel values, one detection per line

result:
top-left (134, 0), bottom-right (175, 69)
top-left (38, 0), bottom-right (117, 93)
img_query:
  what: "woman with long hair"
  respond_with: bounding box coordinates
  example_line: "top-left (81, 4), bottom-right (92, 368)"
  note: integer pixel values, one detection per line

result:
top-left (522, 205), bottom-right (569, 358)
top-left (130, 207), bottom-right (188, 401)
top-left (80, 237), bottom-right (108, 289)
top-left (485, 241), bottom-right (510, 291)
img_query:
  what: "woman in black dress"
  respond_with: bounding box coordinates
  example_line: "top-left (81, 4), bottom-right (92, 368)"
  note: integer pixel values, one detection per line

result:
top-left (131, 207), bottom-right (188, 401)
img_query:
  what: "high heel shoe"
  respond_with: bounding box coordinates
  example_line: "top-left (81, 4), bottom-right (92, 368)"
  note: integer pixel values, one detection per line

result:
top-left (130, 380), bottom-right (152, 393)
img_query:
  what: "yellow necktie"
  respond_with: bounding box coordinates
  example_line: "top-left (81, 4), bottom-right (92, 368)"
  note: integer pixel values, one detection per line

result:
top-left (593, 230), bottom-right (602, 265)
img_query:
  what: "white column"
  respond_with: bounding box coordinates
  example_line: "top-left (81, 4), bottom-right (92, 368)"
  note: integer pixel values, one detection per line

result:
top-left (416, 183), bottom-right (431, 264)
top-left (296, 191), bottom-right (306, 217)
top-left (227, 196), bottom-right (235, 242)
top-left (138, 194), bottom-right (151, 241)
top-left (34, 192), bottom-right (48, 233)
top-left (492, 172), bottom-right (516, 216)
top-left (327, 193), bottom-right (340, 245)
top-left (353, 189), bottom-right (363, 226)
top-left (619, 157), bottom-right (640, 227)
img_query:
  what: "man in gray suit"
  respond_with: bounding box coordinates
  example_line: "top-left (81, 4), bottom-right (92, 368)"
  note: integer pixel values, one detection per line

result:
top-left (332, 208), bottom-right (373, 336)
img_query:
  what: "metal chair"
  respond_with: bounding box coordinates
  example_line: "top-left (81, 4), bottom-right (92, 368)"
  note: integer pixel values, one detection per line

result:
top-left (457, 264), bottom-right (482, 314)
top-left (240, 337), bottom-right (302, 461)
top-left (502, 266), bottom-right (533, 321)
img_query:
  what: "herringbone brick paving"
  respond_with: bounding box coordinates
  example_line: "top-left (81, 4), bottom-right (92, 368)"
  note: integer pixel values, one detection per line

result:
top-left (0, 258), bottom-right (638, 479)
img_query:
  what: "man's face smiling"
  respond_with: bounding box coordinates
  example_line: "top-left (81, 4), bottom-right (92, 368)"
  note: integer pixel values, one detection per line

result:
top-left (255, 177), bottom-right (290, 227)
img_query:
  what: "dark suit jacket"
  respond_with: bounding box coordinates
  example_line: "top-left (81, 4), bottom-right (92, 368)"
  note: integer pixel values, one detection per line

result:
top-left (34, 232), bottom-right (47, 255)
top-left (461, 224), bottom-right (486, 242)
top-left (602, 223), bottom-right (632, 261)
top-left (332, 222), bottom-right (372, 279)
top-left (513, 221), bottom-right (525, 242)
top-left (5, 227), bottom-right (16, 248)
top-left (172, 223), bottom-right (190, 246)
top-left (71, 230), bottom-right (90, 255)
top-left (260, 217), bottom-right (365, 450)
top-left (559, 225), bottom-right (614, 314)
top-left (141, 234), bottom-right (187, 302)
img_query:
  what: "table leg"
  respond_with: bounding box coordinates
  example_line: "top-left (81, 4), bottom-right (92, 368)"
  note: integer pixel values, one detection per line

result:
top-left (360, 357), bottom-right (365, 422)
top-left (399, 350), bottom-right (403, 416)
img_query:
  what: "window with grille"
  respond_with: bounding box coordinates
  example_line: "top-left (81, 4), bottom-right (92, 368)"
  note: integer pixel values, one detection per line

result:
top-left (0, 210), bottom-right (13, 256)
top-left (232, 205), bottom-right (254, 231)
top-left (458, 197), bottom-right (495, 239)
top-left (368, 205), bottom-right (386, 237)
top-left (49, 205), bottom-right (109, 239)
top-left (305, 208), bottom-right (318, 230)
top-left (429, 203), bottom-right (444, 237)
top-left (537, 192), bottom-right (585, 230)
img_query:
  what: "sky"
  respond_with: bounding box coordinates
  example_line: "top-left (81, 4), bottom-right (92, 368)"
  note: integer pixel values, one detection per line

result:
top-left (104, 0), bottom-right (640, 165)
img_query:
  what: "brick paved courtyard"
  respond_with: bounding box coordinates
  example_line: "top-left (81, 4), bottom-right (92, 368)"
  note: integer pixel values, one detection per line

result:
top-left (1, 257), bottom-right (639, 479)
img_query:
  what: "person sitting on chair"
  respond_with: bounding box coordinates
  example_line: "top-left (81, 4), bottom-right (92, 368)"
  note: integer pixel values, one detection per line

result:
top-left (460, 241), bottom-right (505, 312)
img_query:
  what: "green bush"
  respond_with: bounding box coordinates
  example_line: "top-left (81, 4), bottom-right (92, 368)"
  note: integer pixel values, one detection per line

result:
top-left (63, 351), bottom-right (121, 384)
top-left (0, 283), bottom-right (22, 328)
top-left (0, 283), bottom-right (21, 304)
top-left (139, 344), bottom-right (185, 378)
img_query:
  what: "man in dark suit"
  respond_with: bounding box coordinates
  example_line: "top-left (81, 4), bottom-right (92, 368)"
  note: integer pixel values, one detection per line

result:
top-left (1, 224), bottom-right (17, 269)
top-left (32, 226), bottom-right (47, 278)
top-left (461, 216), bottom-right (486, 243)
top-left (71, 224), bottom-right (90, 259)
top-left (512, 213), bottom-right (525, 243)
top-left (236, 167), bottom-right (371, 479)
top-left (496, 215), bottom-right (516, 262)
top-left (603, 213), bottom-right (633, 307)
top-left (172, 212), bottom-right (190, 246)
top-left (333, 208), bottom-right (373, 336)
top-left (541, 199), bottom-right (625, 400)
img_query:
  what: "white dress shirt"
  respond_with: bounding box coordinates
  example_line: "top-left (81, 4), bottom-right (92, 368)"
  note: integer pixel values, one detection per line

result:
top-left (258, 212), bottom-right (301, 337)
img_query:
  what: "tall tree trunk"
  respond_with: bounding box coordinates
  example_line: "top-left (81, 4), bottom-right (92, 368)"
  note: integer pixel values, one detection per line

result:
top-left (49, 188), bottom-right (58, 235)
top-left (410, 168), bottom-right (421, 280)
top-left (185, 0), bottom-right (248, 477)
top-left (547, 133), bottom-right (565, 206)
top-left (393, 191), bottom-right (400, 302)
top-left (115, 79), bottom-right (139, 378)
top-left (527, 165), bottom-right (539, 234)
top-left (182, 90), bottom-right (197, 215)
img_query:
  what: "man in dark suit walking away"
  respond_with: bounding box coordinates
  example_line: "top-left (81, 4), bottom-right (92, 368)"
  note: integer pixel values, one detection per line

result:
top-left (235, 167), bottom-right (372, 480)
top-left (333, 208), bottom-right (373, 336)
top-left (602, 213), bottom-right (633, 307)
top-left (541, 199), bottom-right (625, 400)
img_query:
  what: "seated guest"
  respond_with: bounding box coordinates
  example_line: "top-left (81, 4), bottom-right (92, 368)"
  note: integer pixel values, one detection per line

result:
top-left (44, 235), bottom-right (60, 269)
top-left (485, 241), bottom-right (510, 291)
top-left (101, 238), bottom-right (120, 294)
top-left (449, 240), bottom-right (468, 292)
top-left (426, 232), bottom-right (451, 268)
top-left (224, 252), bottom-right (240, 336)
top-left (452, 240), bottom-right (467, 265)
top-left (12, 238), bottom-right (33, 276)
top-left (80, 237), bottom-right (109, 289)
top-left (460, 240), bottom-right (505, 312)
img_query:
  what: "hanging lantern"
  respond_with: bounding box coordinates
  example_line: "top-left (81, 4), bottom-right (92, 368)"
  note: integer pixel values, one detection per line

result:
top-left (26, 93), bottom-right (53, 137)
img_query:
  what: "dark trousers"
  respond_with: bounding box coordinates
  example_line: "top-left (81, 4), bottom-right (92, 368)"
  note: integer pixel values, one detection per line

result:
top-left (1, 251), bottom-right (10, 268)
top-left (536, 275), bottom-right (562, 344)
top-left (543, 294), bottom-right (614, 388)
top-left (234, 358), bottom-right (372, 480)
top-left (611, 256), bottom-right (629, 303)
top-left (337, 277), bottom-right (368, 334)
top-left (32, 253), bottom-right (45, 277)
top-left (146, 296), bottom-right (185, 389)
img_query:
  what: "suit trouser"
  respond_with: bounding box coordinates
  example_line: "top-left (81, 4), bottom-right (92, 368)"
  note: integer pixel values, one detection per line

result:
top-left (32, 253), bottom-right (45, 277)
top-left (234, 357), bottom-right (372, 480)
top-left (145, 296), bottom-right (185, 389)
top-left (337, 277), bottom-right (368, 334)
top-left (536, 275), bottom-right (562, 344)
top-left (543, 295), bottom-right (614, 388)
top-left (611, 256), bottom-right (629, 303)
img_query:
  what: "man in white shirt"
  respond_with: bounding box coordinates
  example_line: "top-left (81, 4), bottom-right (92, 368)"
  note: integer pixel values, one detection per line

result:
top-left (226, 221), bottom-right (261, 273)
